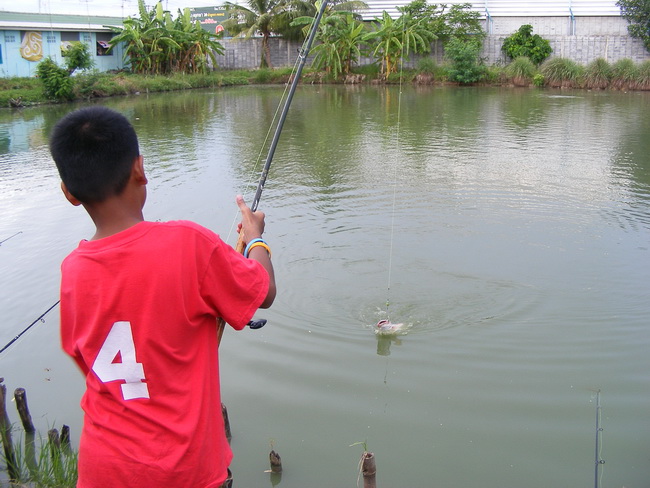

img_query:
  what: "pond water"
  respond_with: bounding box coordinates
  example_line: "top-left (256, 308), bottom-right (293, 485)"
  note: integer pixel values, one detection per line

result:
top-left (0, 85), bottom-right (649, 487)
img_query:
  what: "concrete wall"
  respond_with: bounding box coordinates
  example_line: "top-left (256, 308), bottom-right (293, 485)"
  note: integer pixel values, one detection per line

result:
top-left (216, 16), bottom-right (649, 70)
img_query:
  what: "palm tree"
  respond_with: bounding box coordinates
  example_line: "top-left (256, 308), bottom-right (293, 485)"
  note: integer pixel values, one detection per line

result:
top-left (293, 10), bottom-right (363, 78)
top-left (172, 8), bottom-right (225, 73)
top-left (363, 10), bottom-right (434, 77)
top-left (222, 0), bottom-right (291, 68)
top-left (107, 0), bottom-right (224, 74)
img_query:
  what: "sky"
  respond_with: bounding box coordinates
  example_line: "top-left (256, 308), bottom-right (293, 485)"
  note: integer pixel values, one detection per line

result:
top-left (0, 0), bottom-right (227, 18)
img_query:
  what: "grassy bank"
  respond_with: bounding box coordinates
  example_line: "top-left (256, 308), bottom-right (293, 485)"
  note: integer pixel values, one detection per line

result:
top-left (2, 57), bottom-right (650, 108)
top-left (0, 68), bottom-right (292, 108)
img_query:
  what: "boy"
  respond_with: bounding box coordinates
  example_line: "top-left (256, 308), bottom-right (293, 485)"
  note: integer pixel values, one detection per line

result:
top-left (50, 106), bottom-right (276, 487)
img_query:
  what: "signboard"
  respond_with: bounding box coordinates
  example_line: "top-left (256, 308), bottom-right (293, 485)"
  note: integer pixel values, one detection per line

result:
top-left (189, 6), bottom-right (228, 35)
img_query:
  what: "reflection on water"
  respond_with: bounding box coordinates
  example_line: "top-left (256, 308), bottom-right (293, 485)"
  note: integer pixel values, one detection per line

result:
top-left (0, 86), bottom-right (649, 487)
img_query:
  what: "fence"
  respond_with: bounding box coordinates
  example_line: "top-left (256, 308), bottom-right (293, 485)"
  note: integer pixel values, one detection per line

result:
top-left (215, 16), bottom-right (649, 70)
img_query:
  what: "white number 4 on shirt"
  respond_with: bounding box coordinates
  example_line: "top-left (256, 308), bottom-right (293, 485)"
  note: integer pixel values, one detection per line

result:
top-left (92, 321), bottom-right (150, 400)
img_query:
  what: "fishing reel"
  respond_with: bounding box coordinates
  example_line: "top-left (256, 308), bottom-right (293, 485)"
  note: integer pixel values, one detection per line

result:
top-left (247, 319), bottom-right (267, 329)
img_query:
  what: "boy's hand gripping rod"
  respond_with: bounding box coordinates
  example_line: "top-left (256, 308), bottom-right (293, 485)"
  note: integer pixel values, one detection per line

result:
top-left (217, 0), bottom-right (329, 346)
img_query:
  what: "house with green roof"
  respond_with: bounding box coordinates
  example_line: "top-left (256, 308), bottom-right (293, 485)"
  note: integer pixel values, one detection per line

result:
top-left (0, 11), bottom-right (126, 78)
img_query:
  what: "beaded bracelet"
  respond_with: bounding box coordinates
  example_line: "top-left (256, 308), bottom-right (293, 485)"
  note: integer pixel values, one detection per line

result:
top-left (246, 241), bottom-right (272, 258)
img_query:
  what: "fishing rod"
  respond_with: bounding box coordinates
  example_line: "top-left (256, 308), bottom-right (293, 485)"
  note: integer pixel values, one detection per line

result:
top-left (0, 231), bottom-right (22, 246)
top-left (217, 0), bottom-right (329, 345)
top-left (249, 0), bottom-right (328, 212)
top-left (0, 300), bottom-right (60, 355)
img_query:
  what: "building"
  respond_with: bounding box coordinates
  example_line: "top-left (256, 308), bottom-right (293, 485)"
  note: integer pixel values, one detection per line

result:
top-left (0, 11), bottom-right (126, 78)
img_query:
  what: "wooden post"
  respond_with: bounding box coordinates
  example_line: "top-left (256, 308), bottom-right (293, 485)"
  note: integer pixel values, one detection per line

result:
top-left (61, 424), bottom-right (71, 454)
top-left (270, 449), bottom-right (282, 472)
top-left (269, 449), bottom-right (282, 486)
top-left (361, 451), bottom-right (377, 488)
top-left (0, 380), bottom-right (18, 481)
top-left (221, 403), bottom-right (232, 444)
top-left (48, 428), bottom-right (61, 467)
top-left (14, 388), bottom-right (35, 434)
top-left (14, 387), bottom-right (37, 476)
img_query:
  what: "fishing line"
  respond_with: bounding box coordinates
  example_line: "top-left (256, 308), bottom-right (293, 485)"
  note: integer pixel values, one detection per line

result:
top-left (217, 1), bottom-right (329, 345)
top-left (0, 231), bottom-right (22, 246)
top-left (225, 6), bottom-right (325, 244)
top-left (0, 300), bottom-right (60, 355)
top-left (384, 22), bottom-right (407, 322)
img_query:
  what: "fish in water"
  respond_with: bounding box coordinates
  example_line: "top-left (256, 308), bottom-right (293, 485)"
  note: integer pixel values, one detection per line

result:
top-left (375, 319), bottom-right (405, 333)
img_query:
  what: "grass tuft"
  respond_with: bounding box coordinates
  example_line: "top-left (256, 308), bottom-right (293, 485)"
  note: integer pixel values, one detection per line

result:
top-left (540, 57), bottom-right (583, 88)
top-left (505, 56), bottom-right (537, 86)
top-left (583, 58), bottom-right (612, 89)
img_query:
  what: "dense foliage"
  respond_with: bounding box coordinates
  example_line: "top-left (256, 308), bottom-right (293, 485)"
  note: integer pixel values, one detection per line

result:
top-left (61, 42), bottom-right (95, 74)
top-left (445, 36), bottom-right (484, 83)
top-left (107, 0), bottom-right (224, 74)
top-left (502, 24), bottom-right (552, 64)
top-left (36, 58), bottom-right (74, 101)
top-left (617, 0), bottom-right (650, 51)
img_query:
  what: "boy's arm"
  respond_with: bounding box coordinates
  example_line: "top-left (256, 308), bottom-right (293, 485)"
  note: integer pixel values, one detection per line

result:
top-left (236, 195), bottom-right (276, 308)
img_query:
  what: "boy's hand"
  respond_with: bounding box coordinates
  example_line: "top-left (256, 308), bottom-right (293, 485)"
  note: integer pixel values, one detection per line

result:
top-left (236, 195), bottom-right (265, 243)
top-left (236, 195), bottom-right (276, 308)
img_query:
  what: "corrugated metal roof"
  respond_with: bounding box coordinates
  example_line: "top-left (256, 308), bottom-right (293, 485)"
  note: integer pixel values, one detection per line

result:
top-left (361, 0), bottom-right (622, 20)
top-left (0, 11), bottom-right (124, 31)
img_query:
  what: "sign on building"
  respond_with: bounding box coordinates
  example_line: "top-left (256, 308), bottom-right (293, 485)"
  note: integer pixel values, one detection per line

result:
top-left (189, 6), bottom-right (228, 35)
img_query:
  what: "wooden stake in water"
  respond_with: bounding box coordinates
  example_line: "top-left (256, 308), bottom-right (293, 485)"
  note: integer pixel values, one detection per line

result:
top-left (594, 389), bottom-right (605, 488)
top-left (0, 380), bottom-right (18, 480)
top-left (361, 451), bottom-right (377, 488)
top-left (15, 387), bottom-right (37, 475)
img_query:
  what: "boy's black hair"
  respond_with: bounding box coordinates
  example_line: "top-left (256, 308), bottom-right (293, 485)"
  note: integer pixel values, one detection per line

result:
top-left (50, 106), bottom-right (140, 204)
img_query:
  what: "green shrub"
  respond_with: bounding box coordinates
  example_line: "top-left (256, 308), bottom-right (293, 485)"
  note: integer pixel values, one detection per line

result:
top-left (610, 58), bottom-right (637, 89)
top-left (540, 57), bottom-right (583, 88)
top-left (417, 57), bottom-right (437, 74)
top-left (533, 73), bottom-right (545, 87)
top-left (632, 60), bottom-right (650, 89)
top-left (352, 64), bottom-right (381, 78)
top-left (502, 24), bottom-right (552, 65)
top-left (583, 58), bottom-right (612, 89)
top-left (445, 37), bottom-right (485, 84)
top-left (482, 64), bottom-right (505, 84)
top-left (505, 56), bottom-right (537, 85)
top-left (62, 42), bottom-right (94, 74)
top-left (36, 58), bottom-right (74, 101)
top-left (253, 68), bottom-right (273, 83)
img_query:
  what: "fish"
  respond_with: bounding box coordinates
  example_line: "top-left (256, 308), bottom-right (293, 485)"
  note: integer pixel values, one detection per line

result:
top-left (375, 319), bottom-right (405, 333)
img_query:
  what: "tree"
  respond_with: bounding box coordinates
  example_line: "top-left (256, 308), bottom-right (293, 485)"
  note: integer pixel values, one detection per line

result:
top-left (62, 42), bottom-right (95, 74)
top-left (397, 1), bottom-right (483, 44)
top-left (107, 0), bottom-right (223, 74)
top-left (445, 36), bottom-right (484, 83)
top-left (282, 0), bottom-right (368, 41)
top-left (222, 0), bottom-right (291, 68)
top-left (291, 1), bottom-right (367, 78)
top-left (502, 24), bottom-right (552, 64)
top-left (363, 10), bottom-right (436, 77)
top-left (617, 0), bottom-right (650, 51)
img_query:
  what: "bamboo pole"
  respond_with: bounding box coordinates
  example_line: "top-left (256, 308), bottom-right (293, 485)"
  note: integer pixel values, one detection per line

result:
top-left (0, 380), bottom-right (18, 481)
top-left (361, 451), bottom-right (377, 488)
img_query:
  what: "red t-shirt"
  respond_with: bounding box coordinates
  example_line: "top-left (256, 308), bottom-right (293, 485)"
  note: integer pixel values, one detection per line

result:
top-left (60, 220), bottom-right (269, 488)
